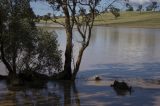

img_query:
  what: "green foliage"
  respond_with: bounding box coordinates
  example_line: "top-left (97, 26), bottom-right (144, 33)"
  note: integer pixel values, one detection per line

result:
top-left (126, 3), bottom-right (133, 11)
top-left (0, 1), bottom-right (8, 33)
top-left (137, 5), bottom-right (143, 12)
top-left (146, 5), bottom-right (153, 11)
top-left (146, 2), bottom-right (158, 11)
top-left (0, 0), bottom-right (62, 76)
top-left (35, 30), bottom-right (62, 74)
top-left (152, 2), bottom-right (158, 11)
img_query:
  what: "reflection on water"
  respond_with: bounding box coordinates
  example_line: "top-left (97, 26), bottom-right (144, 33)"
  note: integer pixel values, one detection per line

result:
top-left (0, 79), bottom-right (160, 106)
top-left (81, 27), bottom-right (160, 71)
top-left (0, 80), bottom-right (81, 106)
top-left (78, 63), bottom-right (160, 80)
top-left (55, 26), bottom-right (160, 81)
top-left (53, 26), bottom-right (160, 72)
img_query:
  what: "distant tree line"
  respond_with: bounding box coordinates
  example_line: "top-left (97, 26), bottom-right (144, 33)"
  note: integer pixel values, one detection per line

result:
top-left (124, 0), bottom-right (159, 12)
top-left (101, 0), bottom-right (159, 19)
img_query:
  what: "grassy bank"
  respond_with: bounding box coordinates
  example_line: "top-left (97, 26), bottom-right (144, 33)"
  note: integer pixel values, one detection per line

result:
top-left (39, 12), bottom-right (160, 28)
top-left (94, 11), bottom-right (160, 28)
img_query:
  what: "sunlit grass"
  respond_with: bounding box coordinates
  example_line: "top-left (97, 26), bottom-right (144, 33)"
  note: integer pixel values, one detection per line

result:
top-left (39, 11), bottom-right (160, 28)
top-left (94, 11), bottom-right (160, 28)
top-left (40, 17), bottom-right (65, 24)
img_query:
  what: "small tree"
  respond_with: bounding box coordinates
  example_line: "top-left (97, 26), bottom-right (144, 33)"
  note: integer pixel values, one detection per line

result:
top-left (137, 4), bottom-right (143, 13)
top-left (146, 2), bottom-right (158, 11)
top-left (126, 3), bottom-right (133, 11)
top-left (152, 2), bottom-right (158, 11)
top-left (146, 5), bottom-right (153, 11)
top-left (109, 5), bottom-right (120, 19)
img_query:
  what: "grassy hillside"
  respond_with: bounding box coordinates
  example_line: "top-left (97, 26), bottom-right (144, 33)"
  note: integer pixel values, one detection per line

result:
top-left (39, 12), bottom-right (160, 28)
top-left (94, 11), bottom-right (160, 28)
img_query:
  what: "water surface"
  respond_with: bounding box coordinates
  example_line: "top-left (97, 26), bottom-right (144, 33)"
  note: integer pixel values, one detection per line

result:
top-left (55, 26), bottom-right (160, 79)
top-left (0, 26), bottom-right (160, 106)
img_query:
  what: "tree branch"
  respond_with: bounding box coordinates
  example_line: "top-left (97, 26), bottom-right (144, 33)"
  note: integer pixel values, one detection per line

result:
top-left (50, 18), bottom-right (65, 26)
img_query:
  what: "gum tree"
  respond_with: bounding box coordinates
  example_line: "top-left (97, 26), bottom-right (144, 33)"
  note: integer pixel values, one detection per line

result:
top-left (45, 0), bottom-right (102, 80)
top-left (46, 0), bottom-right (121, 80)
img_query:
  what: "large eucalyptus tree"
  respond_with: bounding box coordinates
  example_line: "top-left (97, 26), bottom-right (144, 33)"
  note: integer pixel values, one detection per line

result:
top-left (43, 0), bottom-right (103, 80)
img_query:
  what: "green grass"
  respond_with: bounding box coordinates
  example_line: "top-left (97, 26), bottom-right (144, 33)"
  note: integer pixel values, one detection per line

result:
top-left (94, 11), bottom-right (160, 28)
top-left (39, 11), bottom-right (160, 28)
top-left (40, 17), bottom-right (65, 24)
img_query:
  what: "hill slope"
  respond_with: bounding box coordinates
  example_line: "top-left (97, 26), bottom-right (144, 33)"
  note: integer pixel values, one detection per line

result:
top-left (95, 12), bottom-right (160, 28)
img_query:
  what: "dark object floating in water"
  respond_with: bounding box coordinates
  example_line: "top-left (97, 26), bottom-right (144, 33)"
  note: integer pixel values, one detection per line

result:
top-left (111, 80), bottom-right (132, 96)
top-left (111, 80), bottom-right (132, 90)
top-left (94, 75), bottom-right (101, 81)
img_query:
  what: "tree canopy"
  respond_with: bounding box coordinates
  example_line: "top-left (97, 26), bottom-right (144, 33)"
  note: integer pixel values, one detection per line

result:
top-left (0, 0), bottom-right (62, 82)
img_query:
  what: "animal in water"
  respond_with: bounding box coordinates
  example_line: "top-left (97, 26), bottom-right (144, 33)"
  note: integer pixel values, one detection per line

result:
top-left (111, 80), bottom-right (132, 91)
top-left (94, 75), bottom-right (101, 81)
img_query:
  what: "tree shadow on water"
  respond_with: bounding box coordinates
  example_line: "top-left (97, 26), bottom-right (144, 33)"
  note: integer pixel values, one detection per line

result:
top-left (58, 81), bottom-right (81, 106)
top-left (0, 80), bottom-right (81, 106)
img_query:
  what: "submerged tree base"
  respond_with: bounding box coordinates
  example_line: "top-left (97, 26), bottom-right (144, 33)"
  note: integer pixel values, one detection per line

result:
top-left (0, 70), bottom-right (75, 88)
top-left (51, 71), bottom-right (73, 80)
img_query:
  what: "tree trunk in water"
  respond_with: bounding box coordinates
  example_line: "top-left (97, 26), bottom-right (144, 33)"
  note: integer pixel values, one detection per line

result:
top-left (8, 71), bottom-right (17, 81)
top-left (0, 42), bottom-right (17, 82)
top-left (62, 4), bottom-right (72, 80)
top-left (72, 47), bottom-right (85, 80)
top-left (63, 30), bottom-right (72, 80)
top-left (63, 81), bottom-right (71, 106)
top-left (0, 43), bottom-right (13, 73)
top-left (72, 28), bottom-right (92, 80)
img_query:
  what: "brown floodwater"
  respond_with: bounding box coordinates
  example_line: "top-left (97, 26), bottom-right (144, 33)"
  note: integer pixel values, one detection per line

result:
top-left (0, 26), bottom-right (160, 106)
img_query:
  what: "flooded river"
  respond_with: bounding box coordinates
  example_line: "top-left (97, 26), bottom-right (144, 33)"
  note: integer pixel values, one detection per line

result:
top-left (0, 26), bottom-right (160, 106)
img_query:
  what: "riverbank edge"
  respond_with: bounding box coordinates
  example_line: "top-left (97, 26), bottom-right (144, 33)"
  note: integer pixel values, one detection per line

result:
top-left (37, 22), bottom-right (160, 29)
top-left (94, 24), bottom-right (160, 29)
